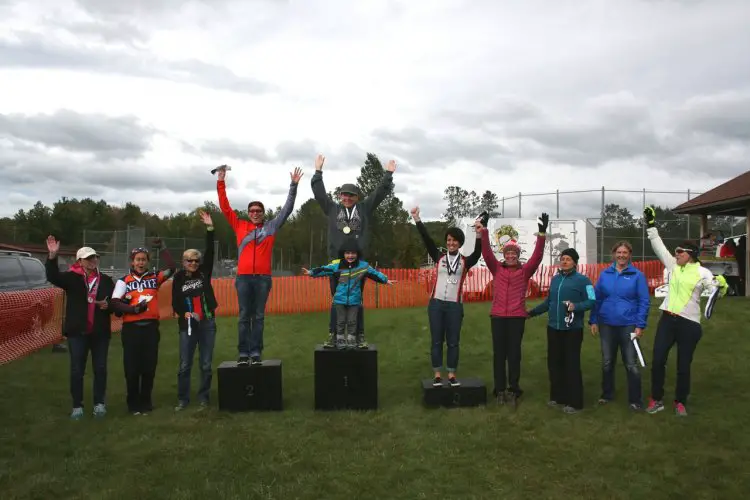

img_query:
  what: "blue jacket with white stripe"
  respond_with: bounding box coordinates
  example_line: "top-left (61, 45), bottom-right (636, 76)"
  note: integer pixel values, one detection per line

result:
top-left (310, 259), bottom-right (389, 306)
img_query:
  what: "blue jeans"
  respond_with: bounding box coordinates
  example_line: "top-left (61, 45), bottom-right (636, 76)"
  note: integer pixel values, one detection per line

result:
top-left (68, 332), bottom-right (110, 408)
top-left (236, 275), bottom-right (272, 357)
top-left (427, 299), bottom-right (463, 372)
top-left (177, 318), bottom-right (217, 405)
top-left (599, 324), bottom-right (642, 405)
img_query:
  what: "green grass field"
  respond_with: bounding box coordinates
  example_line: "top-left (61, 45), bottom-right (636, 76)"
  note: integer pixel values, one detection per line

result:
top-left (2, 299), bottom-right (750, 500)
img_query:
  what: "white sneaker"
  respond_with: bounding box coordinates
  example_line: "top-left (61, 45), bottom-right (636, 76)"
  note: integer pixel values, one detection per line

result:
top-left (70, 407), bottom-right (84, 420)
top-left (93, 404), bottom-right (107, 418)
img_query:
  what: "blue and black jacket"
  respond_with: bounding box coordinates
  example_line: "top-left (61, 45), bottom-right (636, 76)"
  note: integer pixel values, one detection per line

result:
top-left (589, 263), bottom-right (650, 328)
top-left (529, 269), bottom-right (596, 330)
top-left (309, 259), bottom-right (389, 306)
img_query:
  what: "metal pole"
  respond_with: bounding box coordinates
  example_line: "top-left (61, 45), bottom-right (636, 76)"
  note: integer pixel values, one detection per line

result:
top-left (687, 189), bottom-right (691, 239)
top-left (501, 197), bottom-right (505, 216)
top-left (518, 192), bottom-right (522, 218)
top-left (642, 188), bottom-right (646, 261)
top-left (556, 189), bottom-right (560, 219)
top-left (600, 187), bottom-right (605, 264)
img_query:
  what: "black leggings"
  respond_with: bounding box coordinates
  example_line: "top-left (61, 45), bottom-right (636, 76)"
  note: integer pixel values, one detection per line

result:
top-left (490, 317), bottom-right (526, 395)
top-left (121, 321), bottom-right (160, 412)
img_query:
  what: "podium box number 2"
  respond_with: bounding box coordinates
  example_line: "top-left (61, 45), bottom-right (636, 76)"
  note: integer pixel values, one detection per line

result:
top-left (217, 360), bottom-right (283, 411)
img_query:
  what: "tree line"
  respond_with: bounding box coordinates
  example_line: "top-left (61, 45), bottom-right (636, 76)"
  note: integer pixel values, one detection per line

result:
top-left (2, 153), bottom-right (743, 269)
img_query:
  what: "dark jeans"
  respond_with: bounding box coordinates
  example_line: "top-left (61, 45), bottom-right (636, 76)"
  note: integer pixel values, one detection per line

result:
top-left (651, 312), bottom-right (702, 404)
top-left (236, 275), bottom-right (272, 357)
top-left (490, 317), bottom-right (526, 395)
top-left (121, 321), bottom-right (160, 413)
top-left (328, 274), bottom-right (365, 334)
top-left (177, 318), bottom-right (217, 405)
top-left (599, 324), bottom-right (642, 405)
top-left (547, 327), bottom-right (584, 409)
top-left (67, 332), bottom-right (110, 408)
top-left (428, 298), bottom-right (463, 372)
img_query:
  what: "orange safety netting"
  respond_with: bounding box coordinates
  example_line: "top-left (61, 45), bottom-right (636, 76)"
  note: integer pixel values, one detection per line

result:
top-left (0, 260), bottom-right (665, 365)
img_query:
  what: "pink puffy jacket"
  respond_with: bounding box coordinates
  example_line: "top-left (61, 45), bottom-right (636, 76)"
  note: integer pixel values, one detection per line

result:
top-left (480, 229), bottom-right (545, 318)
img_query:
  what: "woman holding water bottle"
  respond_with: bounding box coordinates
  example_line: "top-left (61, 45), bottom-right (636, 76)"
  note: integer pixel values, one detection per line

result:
top-left (588, 241), bottom-right (650, 411)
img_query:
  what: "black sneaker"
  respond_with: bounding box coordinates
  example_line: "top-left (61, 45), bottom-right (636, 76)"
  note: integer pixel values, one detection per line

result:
top-left (237, 356), bottom-right (250, 366)
top-left (448, 376), bottom-right (461, 387)
top-left (250, 356), bottom-right (262, 365)
top-left (432, 376), bottom-right (443, 387)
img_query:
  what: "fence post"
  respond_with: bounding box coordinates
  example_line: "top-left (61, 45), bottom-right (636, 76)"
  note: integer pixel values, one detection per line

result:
top-left (501, 197), bottom-right (505, 216)
top-left (600, 187), bottom-right (605, 264)
top-left (556, 189), bottom-right (559, 219)
top-left (642, 188), bottom-right (646, 261)
top-left (518, 192), bottom-right (522, 218)
top-left (686, 189), bottom-right (691, 239)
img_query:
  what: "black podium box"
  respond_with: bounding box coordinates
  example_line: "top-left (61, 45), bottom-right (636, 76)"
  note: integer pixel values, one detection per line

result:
top-left (314, 345), bottom-right (378, 411)
top-left (422, 377), bottom-right (487, 408)
top-left (217, 360), bottom-right (283, 411)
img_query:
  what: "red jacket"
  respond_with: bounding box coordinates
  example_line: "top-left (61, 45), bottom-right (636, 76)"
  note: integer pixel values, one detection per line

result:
top-left (480, 229), bottom-right (545, 317)
top-left (217, 180), bottom-right (298, 276)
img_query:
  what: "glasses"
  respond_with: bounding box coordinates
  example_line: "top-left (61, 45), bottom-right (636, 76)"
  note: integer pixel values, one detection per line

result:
top-left (184, 259), bottom-right (200, 264)
top-left (674, 247), bottom-right (694, 255)
top-left (131, 247), bottom-right (150, 255)
top-left (248, 209), bottom-right (264, 214)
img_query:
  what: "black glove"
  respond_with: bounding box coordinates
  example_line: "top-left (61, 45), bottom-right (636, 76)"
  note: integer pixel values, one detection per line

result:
top-left (133, 303), bottom-right (147, 314)
top-left (538, 213), bottom-right (549, 233)
top-left (476, 211), bottom-right (490, 227)
top-left (643, 206), bottom-right (656, 228)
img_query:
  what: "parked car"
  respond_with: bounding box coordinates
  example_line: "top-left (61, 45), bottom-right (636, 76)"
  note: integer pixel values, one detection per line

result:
top-left (0, 250), bottom-right (59, 346)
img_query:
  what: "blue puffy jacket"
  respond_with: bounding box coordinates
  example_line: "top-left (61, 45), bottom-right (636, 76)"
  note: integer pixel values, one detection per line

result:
top-left (310, 259), bottom-right (389, 306)
top-left (529, 269), bottom-right (596, 330)
top-left (589, 263), bottom-right (650, 329)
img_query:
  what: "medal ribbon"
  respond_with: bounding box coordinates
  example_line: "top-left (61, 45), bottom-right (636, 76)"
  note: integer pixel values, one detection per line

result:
top-left (86, 271), bottom-right (100, 303)
top-left (446, 253), bottom-right (460, 275)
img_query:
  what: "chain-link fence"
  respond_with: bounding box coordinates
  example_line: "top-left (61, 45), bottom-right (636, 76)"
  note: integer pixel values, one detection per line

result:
top-left (83, 227), bottom-right (224, 277)
top-left (497, 188), bottom-right (746, 263)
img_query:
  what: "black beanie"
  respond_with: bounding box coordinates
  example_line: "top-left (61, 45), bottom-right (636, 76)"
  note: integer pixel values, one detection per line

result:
top-left (338, 238), bottom-right (360, 258)
top-left (445, 227), bottom-right (465, 247)
top-left (561, 248), bottom-right (579, 264)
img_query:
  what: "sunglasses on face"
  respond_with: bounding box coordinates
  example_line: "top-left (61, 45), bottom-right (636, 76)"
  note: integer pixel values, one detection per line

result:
top-left (248, 209), bottom-right (263, 214)
top-left (131, 247), bottom-right (149, 255)
top-left (674, 247), bottom-right (694, 255)
top-left (184, 259), bottom-right (200, 264)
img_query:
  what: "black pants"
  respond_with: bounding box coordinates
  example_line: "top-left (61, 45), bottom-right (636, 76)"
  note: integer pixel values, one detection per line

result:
top-left (68, 332), bottom-right (110, 408)
top-left (547, 327), bottom-right (584, 410)
top-left (121, 321), bottom-right (160, 413)
top-left (490, 317), bottom-right (526, 395)
top-left (651, 312), bottom-right (702, 404)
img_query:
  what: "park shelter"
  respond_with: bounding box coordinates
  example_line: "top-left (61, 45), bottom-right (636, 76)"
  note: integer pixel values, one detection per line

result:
top-left (673, 169), bottom-right (750, 296)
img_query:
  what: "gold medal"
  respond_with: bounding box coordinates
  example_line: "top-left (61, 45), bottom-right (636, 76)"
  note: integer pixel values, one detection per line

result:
top-left (343, 226), bottom-right (351, 234)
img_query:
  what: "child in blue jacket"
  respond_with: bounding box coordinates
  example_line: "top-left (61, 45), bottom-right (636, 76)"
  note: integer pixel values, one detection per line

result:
top-left (589, 241), bottom-right (650, 410)
top-left (304, 239), bottom-right (394, 349)
top-left (528, 248), bottom-right (596, 413)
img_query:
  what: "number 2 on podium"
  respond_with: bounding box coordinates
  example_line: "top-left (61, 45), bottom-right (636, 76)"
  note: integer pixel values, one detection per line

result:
top-left (245, 384), bottom-right (255, 397)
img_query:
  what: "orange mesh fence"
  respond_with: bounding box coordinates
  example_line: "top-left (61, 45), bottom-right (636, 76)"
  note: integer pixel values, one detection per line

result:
top-left (0, 261), bottom-right (665, 364)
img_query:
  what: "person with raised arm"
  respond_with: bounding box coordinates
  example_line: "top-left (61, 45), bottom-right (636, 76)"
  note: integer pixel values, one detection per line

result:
top-left (475, 213), bottom-right (548, 408)
top-left (171, 211), bottom-right (219, 411)
top-left (111, 238), bottom-right (176, 415)
top-left (216, 166), bottom-right (302, 365)
top-left (410, 206), bottom-right (482, 387)
top-left (642, 206), bottom-right (728, 417)
top-left (310, 153), bottom-right (396, 349)
top-left (45, 237), bottom-right (146, 419)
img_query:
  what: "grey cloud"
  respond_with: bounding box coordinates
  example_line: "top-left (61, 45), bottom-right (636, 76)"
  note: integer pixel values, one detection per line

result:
top-left (370, 127), bottom-right (512, 169)
top-left (61, 19), bottom-right (149, 45)
top-left (674, 92), bottom-right (750, 140)
top-left (0, 31), bottom-right (275, 95)
top-left (201, 139), bottom-right (271, 162)
top-left (0, 109), bottom-right (155, 160)
top-left (275, 139), bottom-right (317, 164)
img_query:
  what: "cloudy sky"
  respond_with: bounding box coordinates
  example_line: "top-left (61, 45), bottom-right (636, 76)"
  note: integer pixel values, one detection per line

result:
top-left (1, 0), bottom-right (749, 222)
